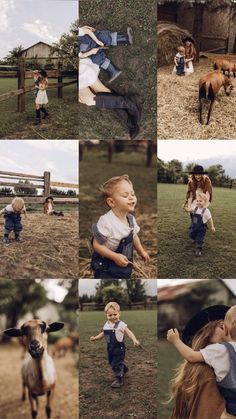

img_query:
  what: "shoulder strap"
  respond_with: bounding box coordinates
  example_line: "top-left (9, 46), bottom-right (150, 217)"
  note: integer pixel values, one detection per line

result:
top-left (127, 214), bottom-right (134, 228)
top-left (193, 206), bottom-right (198, 214)
top-left (91, 223), bottom-right (107, 244)
top-left (114, 321), bottom-right (120, 329)
top-left (202, 208), bottom-right (207, 216)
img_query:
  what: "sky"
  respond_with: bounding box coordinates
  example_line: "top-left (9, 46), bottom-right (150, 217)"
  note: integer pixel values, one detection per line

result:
top-left (0, 140), bottom-right (78, 187)
top-left (79, 279), bottom-right (157, 297)
top-left (0, 0), bottom-right (78, 59)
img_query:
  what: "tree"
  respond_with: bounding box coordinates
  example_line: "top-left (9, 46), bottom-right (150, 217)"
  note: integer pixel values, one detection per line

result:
top-left (126, 279), bottom-right (146, 302)
top-left (2, 45), bottom-right (25, 65)
top-left (14, 180), bottom-right (37, 196)
top-left (51, 20), bottom-right (78, 70)
top-left (100, 283), bottom-right (128, 306)
top-left (0, 187), bottom-right (13, 196)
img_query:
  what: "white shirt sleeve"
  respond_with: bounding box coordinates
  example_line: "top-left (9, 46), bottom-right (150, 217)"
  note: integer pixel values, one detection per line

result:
top-left (79, 27), bottom-right (85, 37)
top-left (132, 216), bottom-right (140, 236)
top-left (203, 208), bottom-right (212, 224)
top-left (200, 343), bottom-right (230, 382)
top-left (96, 215), bottom-right (112, 239)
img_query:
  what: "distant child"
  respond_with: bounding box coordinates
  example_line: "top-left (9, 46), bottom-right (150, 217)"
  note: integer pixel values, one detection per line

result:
top-left (167, 305), bottom-right (236, 418)
top-left (91, 174), bottom-right (150, 279)
top-left (184, 192), bottom-right (215, 256)
top-left (43, 196), bottom-right (64, 216)
top-left (0, 197), bottom-right (26, 243)
top-left (79, 25), bottom-right (133, 83)
top-left (90, 301), bottom-right (140, 388)
top-left (35, 69), bottom-right (49, 124)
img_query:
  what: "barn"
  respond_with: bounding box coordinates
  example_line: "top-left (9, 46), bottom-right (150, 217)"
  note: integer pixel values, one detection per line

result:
top-left (21, 41), bottom-right (58, 65)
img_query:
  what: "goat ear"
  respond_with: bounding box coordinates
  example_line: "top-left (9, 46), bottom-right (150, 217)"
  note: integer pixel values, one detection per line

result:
top-left (4, 328), bottom-right (23, 337)
top-left (46, 322), bottom-right (64, 333)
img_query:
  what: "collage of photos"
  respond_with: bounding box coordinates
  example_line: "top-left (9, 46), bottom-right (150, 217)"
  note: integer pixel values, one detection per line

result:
top-left (0, 0), bottom-right (235, 418)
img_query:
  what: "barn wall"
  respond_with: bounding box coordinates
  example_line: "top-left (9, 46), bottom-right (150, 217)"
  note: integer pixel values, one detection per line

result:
top-left (22, 44), bottom-right (52, 58)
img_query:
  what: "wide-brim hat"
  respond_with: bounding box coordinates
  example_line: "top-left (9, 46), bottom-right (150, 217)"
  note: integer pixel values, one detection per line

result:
top-left (182, 36), bottom-right (195, 44)
top-left (190, 165), bottom-right (208, 175)
top-left (45, 195), bottom-right (54, 202)
top-left (182, 305), bottom-right (230, 345)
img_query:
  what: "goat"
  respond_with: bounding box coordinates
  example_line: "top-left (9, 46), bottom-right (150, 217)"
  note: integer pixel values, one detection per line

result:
top-left (198, 70), bottom-right (233, 125)
top-left (52, 334), bottom-right (79, 358)
top-left (213, 57), bottom-right (236, 78)
top-left (4, 319), bottom-right (64, 419)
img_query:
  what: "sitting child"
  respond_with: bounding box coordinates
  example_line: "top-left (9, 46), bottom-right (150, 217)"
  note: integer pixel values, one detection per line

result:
top-left (91, 174), bottom-right (150, 279)
top-left (43, 196), bottom-right (64, 216)
top-left (184, 192), bottom-right (215, 256)
top-left (79, 25), bottom-right (133, 83)
top-left (90, 301), bottom-right (140, 388)
top-left (167, 305), bottom-right (236, 418)
top-left (0, 197), bottom-right (26, 243)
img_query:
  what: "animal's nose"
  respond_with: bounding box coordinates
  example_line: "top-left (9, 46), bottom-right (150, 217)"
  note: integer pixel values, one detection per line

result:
top-left (30, 339), bottom-right (41, 349)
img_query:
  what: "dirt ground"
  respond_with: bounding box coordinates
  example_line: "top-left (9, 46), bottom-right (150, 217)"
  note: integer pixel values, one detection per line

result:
top-left (157, 55), bottom-right (236, 140)
top-left (0, 342), bottom-right (78, 419)
top-left (0, 212), bottom-right (78, 279)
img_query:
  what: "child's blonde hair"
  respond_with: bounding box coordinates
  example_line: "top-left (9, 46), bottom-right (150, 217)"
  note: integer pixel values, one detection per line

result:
top-left (12, 197), bottom-right (25, 212)
top-left (224, 305), bottom-right (236, 339)
top-left (196, 192), bottom-right (209, 207)
top-left (178, 46), bottom-right (185, 54)
top-left (99, 175), bottom-right (132, 200)
top-left (104, 302), bottom-right (120, 313)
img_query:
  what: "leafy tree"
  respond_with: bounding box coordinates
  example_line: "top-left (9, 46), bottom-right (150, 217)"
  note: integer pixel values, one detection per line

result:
top-left (0, 187), bottom-right (13, 196)
top-left (14, 180), bottom-right (37, 196)
top-left (100, 283), bottom-right (128, 306)
top-left (126, 279), bottom-right (146, 302)
top-left (51, 20), bottom-right (78, 70)
top-left (2, 45), bottom-right (25, 65)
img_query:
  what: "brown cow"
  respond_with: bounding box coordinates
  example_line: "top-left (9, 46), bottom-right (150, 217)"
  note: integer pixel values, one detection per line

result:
top-left (52, 334), bottom-right (79, 358)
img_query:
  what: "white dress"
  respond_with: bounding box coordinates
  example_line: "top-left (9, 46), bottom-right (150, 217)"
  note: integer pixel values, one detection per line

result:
top-left (35, 83), bottom-right (48, 105)
top-left (79, 58), bottom-right (100, 90)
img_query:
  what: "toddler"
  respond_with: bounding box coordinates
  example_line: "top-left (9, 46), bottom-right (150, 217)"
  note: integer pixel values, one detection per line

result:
top-left (0, 197), bottom-right (26, 243)
top-left (174, 46), bottom-right (186, 76)
top-left (90, 301), bottom-right (140, 388)
top-left (91, 174), bottom-right (150, 279)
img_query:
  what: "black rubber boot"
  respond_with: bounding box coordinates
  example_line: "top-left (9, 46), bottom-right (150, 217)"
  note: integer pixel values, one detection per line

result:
top-left (15, 233), bottom-right (21, 242)
top-left (3, 233), bottom-right (9, 244)
top-left (106, 62), bottom-right (122, 83)
top-left (40, 107), bottom-right (49, 118)
top-left (111, 377), bottom-right (124, 388)
top-left (34, 109), bottom-right (41, 124)
top-left (113, 108), bottom-right (139, 139)
top-left (117, 27), bottom-right (133, 45)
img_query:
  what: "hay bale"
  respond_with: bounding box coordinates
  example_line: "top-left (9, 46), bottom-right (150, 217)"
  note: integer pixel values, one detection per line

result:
top-left (157, 21), bottom-right (193, 67)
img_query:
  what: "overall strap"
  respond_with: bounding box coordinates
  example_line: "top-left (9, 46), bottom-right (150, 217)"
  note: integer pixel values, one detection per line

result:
top-left (114, 321), bottom-right (120, 329)
top-left (221, 342), bottom-right (236, 367)
top-left (91, 223), bottom-right (107, 244)
top-left (202, 208), bottom-right (207, 216)
top-left (193, 206), bottom-right (198, 214)
top-left (126, 214), bottom-right (134, 229)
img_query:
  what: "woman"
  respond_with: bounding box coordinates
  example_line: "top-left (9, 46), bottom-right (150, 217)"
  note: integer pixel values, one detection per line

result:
top-left (185, 165), bottom-right (212, 210)
top-left (35, 69), bottom-right (49, 124)
top-left (182, 36), bottom-right (197, 75)
top-left (168, 305), bottom-right (229, 419)
top-left (79, 46), bottom-right (141, 139)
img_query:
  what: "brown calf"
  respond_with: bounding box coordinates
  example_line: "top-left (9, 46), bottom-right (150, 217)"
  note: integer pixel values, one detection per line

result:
top-left (214, 57), bottom-right (236, 78)
top-left (52, 334), bottom-right (79, 358)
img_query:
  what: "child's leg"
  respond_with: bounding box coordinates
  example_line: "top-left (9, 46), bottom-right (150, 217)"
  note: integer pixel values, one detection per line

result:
top-left (35, 104), bottom-right (41, 124)
top-left (79, 88), bottom-right (96, 106)
top-left (95, 29), bottom-right (133, 46)
top-left (109, 348), bottom-right (125, 385)
top-left (195, 227), bottom-right (206, 251)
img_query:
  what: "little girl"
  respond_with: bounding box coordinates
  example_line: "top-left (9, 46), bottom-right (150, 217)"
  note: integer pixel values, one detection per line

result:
top-left (0, 197), bottom-right (26, 243)
top-left (43, 196), bottom-right (64, 216)
top-left (35, 69), bottom-right (49, 124)
top-left (90, 301), bottom-right (140, 388)
top-left (91, 174), bottom-right (150, 279)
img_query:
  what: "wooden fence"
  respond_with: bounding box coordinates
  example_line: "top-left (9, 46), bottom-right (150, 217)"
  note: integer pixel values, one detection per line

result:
top-left (0, 170), bottom-right (79, 204)
top-left (0, 57), bottom-right (78, 112)
top-left (79, 300), bottom-right (156, 311)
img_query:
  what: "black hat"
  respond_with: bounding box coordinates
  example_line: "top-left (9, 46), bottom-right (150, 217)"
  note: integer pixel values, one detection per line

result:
top-left (182, 305), bottom-right (230, 345)
top-left (182, 36), bottom-right (194, 44)
top-left (39, 69), bottom-right (47, 78)
top-left (190, 165), bottom-right (208, 175)
top-left (45, 196), bottom-right (54, 202)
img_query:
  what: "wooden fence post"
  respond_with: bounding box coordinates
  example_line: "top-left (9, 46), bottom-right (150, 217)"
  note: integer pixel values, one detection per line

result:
top-left (44, 171), bottom-right (51, 197)
top-left (17, 56), bottom-right (25, 112)
top-left (57, 61), bottom-right (63, 99)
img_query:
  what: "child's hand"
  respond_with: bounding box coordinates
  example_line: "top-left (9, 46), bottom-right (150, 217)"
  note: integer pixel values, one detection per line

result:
top-left (133, 338), bottom-right (140, 346)
top-left (140, 251), bottom-right (150, 263)
top-left (90, 47), bottom-right (101, 55)
top-left (96, 40), bottom-right (104, 47)
top-left (212, 226), bottom-right (216, 233)
top-left (90, 336), bottom-right (96, 342)
top-left (167, 328), bottom-right (180, 344)
top-left (113, 253), bottom-right (129, 267)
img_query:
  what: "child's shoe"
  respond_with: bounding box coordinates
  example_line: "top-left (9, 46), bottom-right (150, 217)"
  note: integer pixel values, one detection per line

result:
top-left (195, 249), bottom-right (202, 257)
top-left (15, 234), bottom-right (21, 242)
top-left (124, 365), bottom-right (129, 374)
top-left (111, 377), bottom-right (123, 388)
top-left (3, 234), bottom-right (9, 244)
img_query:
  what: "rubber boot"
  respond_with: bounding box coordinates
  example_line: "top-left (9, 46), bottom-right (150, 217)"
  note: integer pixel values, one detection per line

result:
top-left (117, 27), bottom-right (133, 45)
top-left (106, 62), bottom-right (122, 83)
top-left (113, 108), bottom-right (139, 139)
top-left (40, 107), bottom-right (49, 119)
top-left (34, 109), bottom-right (41, 124)
top-left (15, 233), bottom-right (21, 242)
top-left (111, 376), bottom-right (124, 388)
top-left (3, 233), bottom-right (9, 244)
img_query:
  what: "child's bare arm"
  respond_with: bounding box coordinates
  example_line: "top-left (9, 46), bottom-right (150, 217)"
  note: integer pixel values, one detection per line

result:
top-left (208, 217), bottom-right (215, 232)
top-left (93, 238), bottom-right (129, 267)
top-left (167, 328), bottom-right (204, 363)
top-left (79, 48), bottom-right (101, 59)
top-left (80, 26), bottom-right (104, 46)
top-left (90, 331), bottom-right (104, 342)
top-left (133, 235), bottom-right (150, 263)
top-left (124, 327), bottom-right (140, 346)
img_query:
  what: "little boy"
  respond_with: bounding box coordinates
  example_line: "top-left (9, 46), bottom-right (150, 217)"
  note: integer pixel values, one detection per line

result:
top-left (174, 46), bottom-right (186, 76)
top-left (167, 305), bottom-right (236, 417)
top-left (79, 25), bottom-right (133, 83)
top-left (91, 174), bottom-right (150, 279)
top-left (0, 197), bottom-right (26, 243)
top-left (90, 301), bottom-right (140, 388)
top-left (184, 192), bottom-right (215, 256)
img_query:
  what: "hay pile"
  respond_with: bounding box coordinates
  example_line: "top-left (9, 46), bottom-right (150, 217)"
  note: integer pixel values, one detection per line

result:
top-left (157, 21), bottom-right (193, 67)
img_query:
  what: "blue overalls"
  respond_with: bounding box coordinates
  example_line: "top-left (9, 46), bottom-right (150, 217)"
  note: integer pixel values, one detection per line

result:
top-left (91, 214), bottom-right (134, 279)
top-left (103, 321), bottom-right (127, 380)
top-left (218, 343), bottom-right (236, 415)
top-left (189, 207), bottom-right (207, 250)
top-left (176, 55), bottom-right (185, 75)
top-left (4, 211), bottom-right (23, 235)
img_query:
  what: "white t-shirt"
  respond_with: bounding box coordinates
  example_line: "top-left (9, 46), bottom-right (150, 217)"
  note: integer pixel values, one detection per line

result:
top-left (200, 342), bottom-right (236, 382)
top-left (103, 320), bottom-right (127, 342)
top-left (79, 58), bottom-right (100, 90)
top-left (191, 201), bottom-right (212, 224)
top-left (5, 204), bottom-right (26, 214)
top-left (96, 210), bottom-right (140, 251)
top-left (79, 27), bottom-right (85, 37)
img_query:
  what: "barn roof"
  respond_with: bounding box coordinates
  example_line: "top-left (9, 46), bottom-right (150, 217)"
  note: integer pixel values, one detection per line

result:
top-left (158, 282), bottom-right (199, 302)
top-left (21, 41), bottom-right (52, 53)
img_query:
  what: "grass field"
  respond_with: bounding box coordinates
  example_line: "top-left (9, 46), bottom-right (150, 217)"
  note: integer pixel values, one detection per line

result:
top-left (79, 0), bottom-right (157, 140)
top-left (0, 78), bottom-right (78, 139)
top-left (79, 309), bottom-right (157, 418)
top-left (79, 148), bottom-right (157, 278)
top-left (158, 183), bottom-right (236, 278)
top-left (157, 340), bottom-right (181, 419)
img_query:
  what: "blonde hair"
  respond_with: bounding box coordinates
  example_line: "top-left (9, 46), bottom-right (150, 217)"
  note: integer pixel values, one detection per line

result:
top-left (224, 305), bottom-right (236, 339)
top-left (99, 175), bottom-right (132, 200)
top-left (104, 302), bottom-right (120, 313)
top-left (167, 320), bottom-right (222, 404)
top-left (178, 46), bottom-right (185, 54)
top-left (11, 197), bottom-right (25, 212)
top-left (196, 192), bottom-right (208, 205)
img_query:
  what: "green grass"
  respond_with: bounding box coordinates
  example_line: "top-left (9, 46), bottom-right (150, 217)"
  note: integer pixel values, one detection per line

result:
top-left (158, 184), bottom-right (236, 278)
top-left (79, 309), bottom-right (157, 418)
top-left (0, 78), bottom-right (78, 139)
top-left (79, 0), bottom-right (157, 140)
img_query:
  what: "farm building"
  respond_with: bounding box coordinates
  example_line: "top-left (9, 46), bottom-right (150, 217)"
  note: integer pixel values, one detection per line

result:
top-left (158, 1), bottom-right (236, 54)
top-left (21, 41), bottom-right (58, 65)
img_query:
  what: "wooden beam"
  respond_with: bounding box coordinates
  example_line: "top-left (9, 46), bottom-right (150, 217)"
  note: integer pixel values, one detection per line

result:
top-left (0, 197), bottom-right (79, 204)
top-left (0, 170), bottom-right (43, 179)
top-left (0, 175), bottom-right (44, 182)
top-left (0, 182), bottom-right (43, 188)
top-left (50, 181), bottom-right (79, 189)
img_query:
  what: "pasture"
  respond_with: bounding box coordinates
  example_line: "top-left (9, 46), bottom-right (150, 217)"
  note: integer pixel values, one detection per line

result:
top-left (0, 78), bottom-right (78, 139)
top-left (157, 55), bottom-right (236, 140)
top-left (158, 184), bottom-right (236, 278)
top-left (79, 309), bottom-right (157, 418)
top-left (0, 342), bottom-right (78, 419)
top-left (79, 149), bottom-right (157, 279)
top-left (0, 208), bottom-right (78, 279)
top-left (79, 0), bottom-right (157, 140)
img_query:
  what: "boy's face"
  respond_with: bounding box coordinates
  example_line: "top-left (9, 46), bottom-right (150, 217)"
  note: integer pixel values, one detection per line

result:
top-left (210, 322), bottom-right (226, 343)
top-left (107, 180), bottom-right (137, 213)
top-left (196, 196), bottom-right (205, 208)
top-left (106, 308), bottom-right (120, 324)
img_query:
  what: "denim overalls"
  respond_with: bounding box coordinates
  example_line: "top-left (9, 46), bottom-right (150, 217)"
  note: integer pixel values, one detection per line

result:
top-left (176, 55), bottom-right (185, 75)
top-left (91, 214), bottom-right (134, 279)
top-left (79, 30), bottom-right (117, 68)
top-left (218, 343), bottom-right (236, 415)
top-left (4, 211), bottom-right (22, 234)
top-left (189, 207), bottom-right (207, 249)
top-left (104, 321), bottom-right (127, 379)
